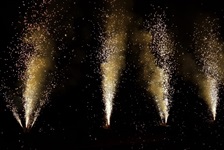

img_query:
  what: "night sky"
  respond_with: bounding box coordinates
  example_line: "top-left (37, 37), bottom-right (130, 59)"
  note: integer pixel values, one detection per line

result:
top-left (1, 0), bottom-right (224, 149)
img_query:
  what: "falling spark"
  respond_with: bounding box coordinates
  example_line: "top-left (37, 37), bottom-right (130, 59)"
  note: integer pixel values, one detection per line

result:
top-left (100, 0), bottom-right (129, 127)
top-left (139, 13), bottom-right (174, 124)
top-left (194, 17), bottom-right (223, 120)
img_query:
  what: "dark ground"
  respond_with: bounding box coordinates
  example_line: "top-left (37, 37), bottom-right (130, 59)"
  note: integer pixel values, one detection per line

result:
top-left (1, 0), bottom-right (224, 149)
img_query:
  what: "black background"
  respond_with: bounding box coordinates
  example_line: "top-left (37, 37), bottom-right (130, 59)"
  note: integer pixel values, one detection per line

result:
top-left (1, 0), bottom-right (224, 149)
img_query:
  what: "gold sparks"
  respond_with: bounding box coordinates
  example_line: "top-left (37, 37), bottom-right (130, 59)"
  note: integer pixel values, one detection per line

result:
top-left (101, 20), bottom-right (126, 127)
top-left (139, 31), bottom-right (171, 124)
top-left (149, 15), bottom-right (174, 124)
top-left (149, 67), bottom-right (170, 123)
top-left (22, 24), bottom-right (53, 129)
top-left (138, 13), bottom-right (174, 124)
top-left (5, 0), bottom-right (73, 129)
top-left (101, 0), bottom-right (130, 127)
top-left (23, 56), bottom-right (49, 128)
top-left (12, 107), bottom-right (23, 128)
top-left (101, 56), bottom-right (124, 126)
top-left (198, 76), bottom-right (218, 120)
top-left (193, 17), bottom-right (223, 120)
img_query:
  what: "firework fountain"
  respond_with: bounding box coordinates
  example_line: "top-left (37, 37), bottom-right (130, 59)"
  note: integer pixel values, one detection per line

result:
top-left (22, 24), bottom-right (54, 129)
top-left (139, 13), bottom-right (174, 124)
top-left (100, 0), bottom-right (130, 128)
top-left (5, 0), bottom-right (74, 130)
top-left (193, 17), bottom-right (223, 120)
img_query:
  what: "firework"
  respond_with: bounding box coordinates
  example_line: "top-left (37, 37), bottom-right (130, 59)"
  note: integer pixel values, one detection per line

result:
top-left (22, 24), bottom-right (53, 129)
top-left (100, 0), bottom-right (130, 127)
top-left (193, 17), bottom-right (223, 120)
top-left (139, 13), bottom-right (174, 124)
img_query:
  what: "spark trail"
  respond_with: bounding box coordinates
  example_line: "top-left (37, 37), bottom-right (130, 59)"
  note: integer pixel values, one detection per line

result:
top-left (100, 0), bottom-right (129, 128)
top-left (194, 17), bottom-right (223, 120)
top-left (12, 107), bottom-right (23, 128)
top-left (140, 14), bottom-right (174, 124)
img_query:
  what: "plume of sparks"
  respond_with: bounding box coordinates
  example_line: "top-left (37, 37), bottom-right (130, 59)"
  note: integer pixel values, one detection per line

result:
top-left (198, 76), bottom-right (218, 120)
top-left (22, 24), bottom-right (53, 129)
top-left (5, 0), bottom-right (74, 129)
top-left (193, 17), bottom-right (223, 120)
top-left (100, 0), bottom-right (129, 127)
top-left (8, 0), bottom-right (55, 130)
top-left (3, 89), bottom-right (24, 127)
top-left (139, 13), bottom-right (174, 124)
top-left (12, 107), bottom-right (23, 128)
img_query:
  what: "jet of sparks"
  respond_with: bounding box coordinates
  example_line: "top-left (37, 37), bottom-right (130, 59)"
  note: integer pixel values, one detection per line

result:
top-left (150, 14), bottom-right (174, 124)
top-left (101, 21), bottom-right (126, 127)
top-left (151, 66), bottom-right (170, 124)
top-left (139, 13), bottom-right (174, 124)
top-left (22, 24), bottom-right (53, 129)
top-left (193, 17), bottom-right (223, 120)
top-left (12, 107), bottom-right (23, 128)
top-left (100, 0), bottom-right (129, 127)
top-left (6, 0), bottom-right (72, 129)
top-left (199, 76), bottom-right (218, 120)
